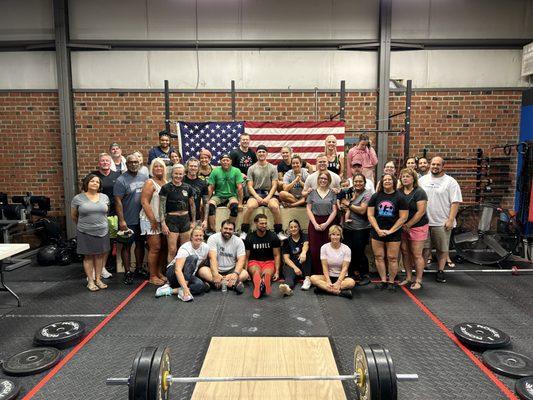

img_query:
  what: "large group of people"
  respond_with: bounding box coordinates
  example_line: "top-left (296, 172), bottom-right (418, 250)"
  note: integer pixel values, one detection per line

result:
top-left (70, 131), bottom-right (462, 301)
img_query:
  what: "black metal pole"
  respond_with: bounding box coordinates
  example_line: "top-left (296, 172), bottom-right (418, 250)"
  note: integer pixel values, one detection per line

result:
top-left (164, 80), bottom-right (170, 133)
top-left (339, 80), bottom-right (346, 121)
top-left (231, 80), bottom-right (236, 121)
top-left (475, 148), bottom-right (483, 203)
top-left (403, 80), bottom-right (412, 161)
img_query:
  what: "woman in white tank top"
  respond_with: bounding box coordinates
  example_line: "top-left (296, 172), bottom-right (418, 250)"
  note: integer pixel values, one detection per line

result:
top-left (140, 159), bottom-right (167, 285)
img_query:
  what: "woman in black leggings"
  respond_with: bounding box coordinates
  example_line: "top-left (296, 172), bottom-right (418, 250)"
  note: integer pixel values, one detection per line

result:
top-left (279, 219), bottom-right (312, 296)
top-left (342, 173), bottom-right (372, 285)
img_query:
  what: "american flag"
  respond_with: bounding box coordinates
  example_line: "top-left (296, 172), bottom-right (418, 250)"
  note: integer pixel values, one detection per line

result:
top-left (178, 121), bottom-right (244, 165)
top-left (178, 121), bottom-right (345, 165)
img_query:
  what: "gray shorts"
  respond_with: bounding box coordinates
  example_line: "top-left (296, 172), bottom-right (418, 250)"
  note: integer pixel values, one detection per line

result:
top-left (424, 226), bottom-right (452, 252)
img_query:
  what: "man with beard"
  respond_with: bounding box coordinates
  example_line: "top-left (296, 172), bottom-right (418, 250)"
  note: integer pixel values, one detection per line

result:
top-left (201, 220), bottom-right (248, 294)
top-left (114, 153), bottom-right (149, 284)
top-left (302, 154), bottom-right (341, 194)
top-left (419, 157), bottom-right (462, 283)
top-left (183, 157), bottom-right (209, 230)
top-left (417, 157), bottom-right (429, 177)
top-left (245, 213), bottom-right (281, 299)
top-left (148, 131), bottom-right (176, 165)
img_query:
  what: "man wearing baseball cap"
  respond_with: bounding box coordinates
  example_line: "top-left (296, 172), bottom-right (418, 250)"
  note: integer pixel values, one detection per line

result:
top-left (349, 159), bottom-right (375, 193)
top-left (239, 145), bottom-right (287, 241)
top-left (206, 153), bottom-right (244, 232)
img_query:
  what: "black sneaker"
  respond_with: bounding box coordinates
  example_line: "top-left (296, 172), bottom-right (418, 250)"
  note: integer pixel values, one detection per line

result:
top-left (260, 281), bottom-right (266, 297)
top-left (339, 289), bottom-right (353, 299)
top-left (134, 268), bottom-right (149, 279)
top-left (203, 282), bottom-right (211, 293)
top-left (234, 282), bottom-right (245, 295)
top-left (123, 271), bottom-right (134, 285)
top-left (436, 270), bottom-right (446, 283)
top-left (358, 275), bottom-right (371, 286)
top-left (387, 282), bottom-right (397, 292)
top-left (374, 281), bottom-right (387, 290)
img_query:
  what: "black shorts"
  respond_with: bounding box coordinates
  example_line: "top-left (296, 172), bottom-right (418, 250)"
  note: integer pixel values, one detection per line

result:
top-left (370, 229), bottom-right (402, 243)
top-left (165, 214), bottom-right (191, 233)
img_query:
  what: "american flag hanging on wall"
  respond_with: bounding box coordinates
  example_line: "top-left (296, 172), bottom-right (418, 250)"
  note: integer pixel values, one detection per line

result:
top-left (178, 121), bottom-right (345, 165)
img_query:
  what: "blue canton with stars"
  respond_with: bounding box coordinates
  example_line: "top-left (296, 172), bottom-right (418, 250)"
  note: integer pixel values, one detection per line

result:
top-left (178, 121), bottom-right (244, 165)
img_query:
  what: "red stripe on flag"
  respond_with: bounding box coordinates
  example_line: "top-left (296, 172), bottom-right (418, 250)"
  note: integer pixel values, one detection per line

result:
top-left (248, 133), bottom-right (344, 141)
top-left (245, 121), bottom-right (345, 128)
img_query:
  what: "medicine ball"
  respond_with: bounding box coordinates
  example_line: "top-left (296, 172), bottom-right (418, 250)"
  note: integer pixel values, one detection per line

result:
top-left (36, 245), bottom-right (59, 266)
top-left (56, 247), bottom-right (72, 266)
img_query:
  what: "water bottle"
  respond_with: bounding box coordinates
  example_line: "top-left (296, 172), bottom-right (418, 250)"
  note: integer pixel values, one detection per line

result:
top-left (221, 281), bottom-right (227, 293)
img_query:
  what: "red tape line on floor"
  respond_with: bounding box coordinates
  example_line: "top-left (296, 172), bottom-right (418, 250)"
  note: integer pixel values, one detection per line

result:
top-left (401, 286), bottom-right (518, 400)
top-left (22, 280), bottom-right (149, 400)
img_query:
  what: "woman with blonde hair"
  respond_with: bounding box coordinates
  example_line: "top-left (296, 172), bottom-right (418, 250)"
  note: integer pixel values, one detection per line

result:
top-left (310, 225), bottom-right (355, 298)
top-left (324, 135), bottom-right (344, 178)
top-left (198, 148), bottom-right (213, 181)
top-left (140, 158), bottom-right (167, 285)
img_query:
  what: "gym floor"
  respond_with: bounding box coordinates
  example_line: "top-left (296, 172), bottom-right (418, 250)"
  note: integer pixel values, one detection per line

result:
top-left (0, 258), bottom-right (531, 400)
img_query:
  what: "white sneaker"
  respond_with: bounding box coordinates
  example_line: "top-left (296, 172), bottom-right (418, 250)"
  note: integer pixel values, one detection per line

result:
top-left (239, 231), bottom-right (247, 240)
top-left (101, 267), bottom-right (113, 279)
top-left (155, 284), bottom-right (172, 298)
top-left (277, 232), bottom-right (288, 241)
top-left (279, 283), bottom-right (293, 297)
top-left (177, 288), bottom-right (194, 302)
top-left (301, 277), bottom-right (312, 291)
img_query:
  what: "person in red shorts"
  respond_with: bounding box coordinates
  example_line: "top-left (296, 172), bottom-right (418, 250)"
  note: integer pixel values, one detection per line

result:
top-left (244, 213), bottom-right (281, 299)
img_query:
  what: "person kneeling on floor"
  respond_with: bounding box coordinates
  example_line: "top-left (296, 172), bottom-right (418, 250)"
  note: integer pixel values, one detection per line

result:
top-left (156, 226), bottom-right (211, 302)
top-left (203, 219), bottom-right (249, 294)
top-left (245, 213), bottom-right (281, 299)
top-left (310, 225), bottom-right (355, 299)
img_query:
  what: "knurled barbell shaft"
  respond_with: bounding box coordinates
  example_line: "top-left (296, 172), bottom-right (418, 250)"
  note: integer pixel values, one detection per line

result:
top-left (106, 373), bottom-right (418, 386)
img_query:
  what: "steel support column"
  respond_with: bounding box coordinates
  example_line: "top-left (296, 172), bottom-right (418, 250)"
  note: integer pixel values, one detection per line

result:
top-left (376, 0), bottom-right (392, 175)
top-left (53, 0), bottom-right (77, 238)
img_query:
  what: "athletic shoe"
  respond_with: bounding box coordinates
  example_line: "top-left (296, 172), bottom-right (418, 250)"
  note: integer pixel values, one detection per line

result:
top-left (234, 282), bottom-right (245, 295)
top-left (134, 268), bottom-right (149, 279)
top-left (264, 275), bottom-right (272, 295)
top-left (374, 281), bottom-right (387, 290)
top-left (277, 232), bottom-right (288, 241)
top-left (177, 288), bottom-right (194, 302)
top-left (260, 281), bottom-right (266, 296)
top-left (358, 275), bottom-right (371, 286)
top-left (339, 289), bottom-right (353, 299)
top-left (252, 273), bottom-right (262, 299)
top-left (123, 271), bottom-right (134, 285)
top-left (301, 277), bottom-right (312, 291)
top-left (155, 284), bottom-right (172, 298)
top-left (279, 283), bottom-right (293, 297)
top-left (203, 281), bottom-right (211, 293)
top-left (436, 270), bottom-right (446, 283)
top-left (239, 231), bottom-right (247, 240)
top-left (101, 267), bottom-right (113, 279)
top-left (387, 282), bottom-right (397, 292)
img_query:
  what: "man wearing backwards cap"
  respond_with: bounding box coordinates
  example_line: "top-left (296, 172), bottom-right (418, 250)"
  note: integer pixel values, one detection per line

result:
top-left (148, 131), bottom-right (176, 166)
top-left (239, 145), bottom-right (287, 241)
top-left (206, 153), bottom-right (244, 232)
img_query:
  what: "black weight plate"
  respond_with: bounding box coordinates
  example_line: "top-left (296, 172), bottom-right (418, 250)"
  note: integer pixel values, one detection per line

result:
top-left (516, 377), bottom-right (533, 400)
top-left (128, 348), bottom-right (144, 400)
top-left (370, 344), bottom-right (394, 400)
top-left (354, 345), bottom-right (379, 400)
top-left (0, 379), bottom-right (20, 400)
top-left (134, 347), bottom-right (157, 400)
top-left (482, 350), bottom-right (533, 378)
top-left (148, 346), bottom-right (171, 400)
top-left (34, 320), bottom-right (86, 348)
top-left (383, 347), bottom-right (398, 400)
top-left (2, 348), bottom-right (61, 376)
top-left (453, 322), bottom-right (510, 349)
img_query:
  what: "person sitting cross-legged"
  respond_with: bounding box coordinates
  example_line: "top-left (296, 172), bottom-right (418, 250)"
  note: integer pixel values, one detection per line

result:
top-left (155, 226), bottom-right (211, 301)
top-left (202, 219), bottom-right (249, 294)
top-left (245, 213), bottom-right (281, 299)
top-left (279, 219), bottom-right (312, 296)
top-left (310, 225), bottom-right (355, 299)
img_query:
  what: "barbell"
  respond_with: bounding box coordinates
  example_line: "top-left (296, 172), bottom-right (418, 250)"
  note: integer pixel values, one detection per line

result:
top-left (106, 344), bottom-right (418, 400)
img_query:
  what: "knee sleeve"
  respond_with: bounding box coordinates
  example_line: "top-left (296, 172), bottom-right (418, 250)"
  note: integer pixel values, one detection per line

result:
top-left (208, 203), bottom-right (217, 216)
top-left (229, 203), bottom-right (238, 217)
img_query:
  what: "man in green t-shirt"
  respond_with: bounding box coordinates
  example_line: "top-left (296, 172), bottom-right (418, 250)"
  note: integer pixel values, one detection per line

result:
top-left (207, 154), bottom-right (244, 232)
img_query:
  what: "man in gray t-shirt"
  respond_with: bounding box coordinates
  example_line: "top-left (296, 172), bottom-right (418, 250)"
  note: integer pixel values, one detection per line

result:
top-left (239, 145), bottom-right (286, 241)
top-left (113, 153), bottom-right (149, 283)
top-left (303, 154), bottom-right (341, 194)
top-left (203, 220), bottom-right (249, 293)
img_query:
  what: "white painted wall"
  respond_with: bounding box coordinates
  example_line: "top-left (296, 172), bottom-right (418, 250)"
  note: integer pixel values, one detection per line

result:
top-left (0, 0), bottom-right (54, 40)
top-left (0, 52), bottom-right (56, 89)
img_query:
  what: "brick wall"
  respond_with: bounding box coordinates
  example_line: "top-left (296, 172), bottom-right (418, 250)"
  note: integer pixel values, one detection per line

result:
top-left (0, 90), bottom-right (522, 216)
